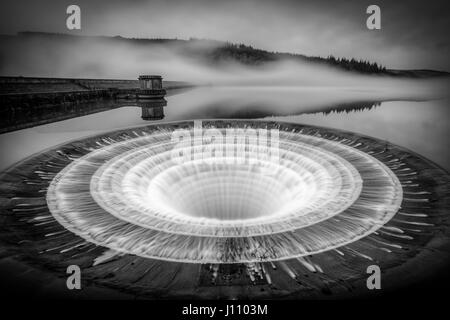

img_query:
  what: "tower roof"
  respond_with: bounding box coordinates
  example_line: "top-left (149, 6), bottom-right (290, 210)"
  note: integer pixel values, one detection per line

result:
top-left (139, 75), bottom-right (162, 80)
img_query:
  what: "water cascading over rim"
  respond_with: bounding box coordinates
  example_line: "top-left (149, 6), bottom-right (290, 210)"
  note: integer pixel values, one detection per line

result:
top-left (46, 121), bottom-right (402, 263)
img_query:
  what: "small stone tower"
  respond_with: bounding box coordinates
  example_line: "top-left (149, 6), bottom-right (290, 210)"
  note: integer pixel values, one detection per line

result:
top-left (137, 75), bottom-right (166, 99)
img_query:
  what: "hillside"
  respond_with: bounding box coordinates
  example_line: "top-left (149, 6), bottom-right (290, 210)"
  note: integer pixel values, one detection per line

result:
top-left (0, 32), bottom-right (448, 78)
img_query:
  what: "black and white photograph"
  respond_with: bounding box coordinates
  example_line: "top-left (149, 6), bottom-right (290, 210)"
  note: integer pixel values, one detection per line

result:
top-left (0, 0), bottom-right (449, 316)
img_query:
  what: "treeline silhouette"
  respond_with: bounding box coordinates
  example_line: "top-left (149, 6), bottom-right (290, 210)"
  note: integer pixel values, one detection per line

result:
top-left (209, 43), bottom-right (278, 65)
top-left (16, 32), bottom-right (390, 74)
top-left (207, 43), bottom-right (387, 74)
top-left (323, 56), bottom-right (387, 73)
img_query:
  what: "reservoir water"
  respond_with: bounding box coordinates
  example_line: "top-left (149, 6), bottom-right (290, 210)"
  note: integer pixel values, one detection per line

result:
top-left (0, 86), bottom-right (449, 171)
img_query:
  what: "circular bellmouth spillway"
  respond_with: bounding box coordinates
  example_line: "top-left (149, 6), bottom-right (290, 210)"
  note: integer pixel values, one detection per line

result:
top-left (46, 123), bottom-right (401, 263)
top-left (0, 120), bottom-right (449, 298)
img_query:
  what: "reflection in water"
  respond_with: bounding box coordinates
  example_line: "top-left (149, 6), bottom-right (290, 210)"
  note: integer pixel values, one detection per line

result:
top-left (319, 101), bottom-right (381, 115)
top-left (162, 86), bottom-right (448, 120)
top-left (0, 87), bottom-right (449, 172)
top-left (138, 99), bottom-right (167, 121)
top-left (188, 100), bottom-right (383, 119)
top-left (0, 97), bottom-right (121, 134)
top-left (0, 98), bottom-right (170, 133)
top-left (0, 86), bottom-right (192, 134)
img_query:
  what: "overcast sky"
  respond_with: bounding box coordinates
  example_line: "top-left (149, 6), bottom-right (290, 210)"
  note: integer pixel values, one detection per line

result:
top-left (0, 0), bottom-right (448, 71)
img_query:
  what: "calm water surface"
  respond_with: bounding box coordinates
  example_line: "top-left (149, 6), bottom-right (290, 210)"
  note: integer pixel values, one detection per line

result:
top-left (0, 86), bottom-right (449, 171)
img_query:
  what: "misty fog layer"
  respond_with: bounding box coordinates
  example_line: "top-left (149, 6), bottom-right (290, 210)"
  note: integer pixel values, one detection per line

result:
top-left (0, 34), bottom-right (449, 101)
top-left (1, 0), bottom-right (449, 71)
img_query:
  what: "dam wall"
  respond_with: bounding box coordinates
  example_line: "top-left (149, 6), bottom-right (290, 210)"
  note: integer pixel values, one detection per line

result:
top-left (0, 76), bottom-right (191, 93)
top-left (0, 76), bottom-right (192, 133)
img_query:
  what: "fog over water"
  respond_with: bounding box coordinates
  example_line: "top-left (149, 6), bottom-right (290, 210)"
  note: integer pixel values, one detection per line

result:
top-left (0, 86), bottom-right (449, 172)
top-left (1, 0), bottom-right (449, 71)
top-left (0, 29), bottom-right (449, 172)
top-left (1, 34), bottom-right (449, 98)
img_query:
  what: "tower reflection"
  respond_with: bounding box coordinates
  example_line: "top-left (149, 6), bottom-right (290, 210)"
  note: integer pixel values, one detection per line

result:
top-left (138, 98), bottom-right (167, 121)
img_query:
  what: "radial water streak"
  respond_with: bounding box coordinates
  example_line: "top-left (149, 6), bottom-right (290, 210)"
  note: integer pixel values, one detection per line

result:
top-left (46, 122), bottom-right (402, 263)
